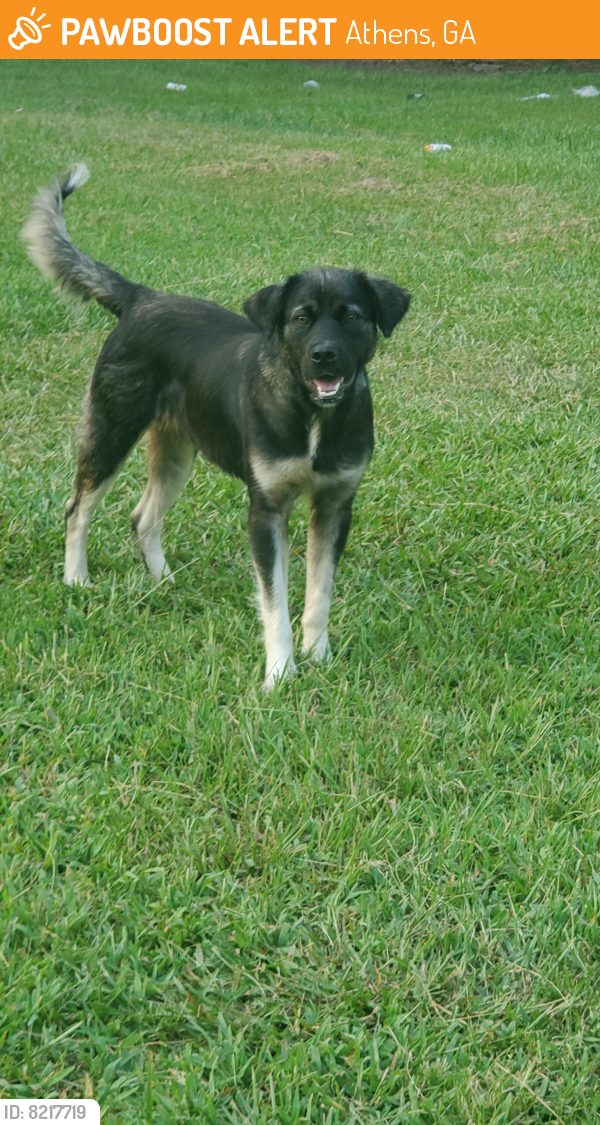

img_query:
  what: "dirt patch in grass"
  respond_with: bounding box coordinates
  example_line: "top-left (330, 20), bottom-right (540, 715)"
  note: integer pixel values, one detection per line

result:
top-left (190, 150), bottom-right (341, 178)
top-left (301, 58), bottom-right (600, 75)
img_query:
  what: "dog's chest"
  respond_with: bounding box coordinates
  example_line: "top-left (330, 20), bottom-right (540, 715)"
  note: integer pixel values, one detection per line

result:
top-left (250, 418), bottom-right (366, 501)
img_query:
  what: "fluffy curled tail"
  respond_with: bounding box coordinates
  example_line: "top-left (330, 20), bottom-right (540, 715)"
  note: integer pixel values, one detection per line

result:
top-left (21, 164), bottom-right (139, 318)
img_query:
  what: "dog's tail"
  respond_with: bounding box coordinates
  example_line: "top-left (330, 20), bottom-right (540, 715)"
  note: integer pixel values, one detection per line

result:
top-left (21, 164), bottom-right (139, 318)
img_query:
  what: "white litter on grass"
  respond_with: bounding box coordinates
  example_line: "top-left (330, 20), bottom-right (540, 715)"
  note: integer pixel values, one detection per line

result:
top-left (303, 80), bottom-right (319, 89)
top-left (572, 85), bottom-right (599, 97)
top-left (424, 143), bottom-right (451, 152)
top-left (519, 93), bottom-right (552, 100)
top-left (15, 107), bottom-right (23, 112)
top-left (166, 82), bottom-right (187, 91)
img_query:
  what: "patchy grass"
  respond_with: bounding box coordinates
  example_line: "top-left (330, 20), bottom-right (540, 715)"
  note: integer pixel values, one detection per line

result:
top-left (2, 59), bottom-right (600, 1123)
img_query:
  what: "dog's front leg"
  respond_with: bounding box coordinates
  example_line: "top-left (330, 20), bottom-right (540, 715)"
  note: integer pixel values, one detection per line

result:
top-left (248, 497), bottom-right (295, 690)
top-left (302, 493), bottom-right (355, 662)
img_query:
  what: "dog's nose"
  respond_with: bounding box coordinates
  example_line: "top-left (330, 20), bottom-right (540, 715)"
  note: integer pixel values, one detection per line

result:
top-left (311, 343), bottom-right (338, 365)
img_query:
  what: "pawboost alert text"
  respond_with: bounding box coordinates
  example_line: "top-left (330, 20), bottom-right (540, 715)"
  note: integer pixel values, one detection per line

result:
top-left (61, 16), bottom-right (475, 47)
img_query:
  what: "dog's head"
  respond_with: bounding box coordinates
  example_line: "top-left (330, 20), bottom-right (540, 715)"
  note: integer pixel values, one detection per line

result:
top-left (244, 268), bottom-right (410, 407)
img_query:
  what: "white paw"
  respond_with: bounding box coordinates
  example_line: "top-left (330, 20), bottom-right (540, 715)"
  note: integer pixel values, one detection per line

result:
top-left (302, 631), bottom-right (331, 662)
top-left (152, 560), bottom-right (175, 584)
top-left (139, 547), bottom-right (174, 584)
top-left (63, 571), bottom-right (89, 587)
top-left (263, 655), bottom-right (297, 692)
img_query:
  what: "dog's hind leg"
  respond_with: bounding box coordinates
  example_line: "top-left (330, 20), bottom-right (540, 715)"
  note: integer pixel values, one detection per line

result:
top-left (302, 492), bottom-right (355, 662)
top-left (65, 369), bottom-right (157, 585)
top-left (64, 474), bottom-right (120, 585)
top-left (130, 424), bottom-right (196, 582)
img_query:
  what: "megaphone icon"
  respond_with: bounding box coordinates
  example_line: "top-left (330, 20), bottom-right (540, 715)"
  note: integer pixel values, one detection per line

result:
top-left (8, 8), bottom-right (50, 49)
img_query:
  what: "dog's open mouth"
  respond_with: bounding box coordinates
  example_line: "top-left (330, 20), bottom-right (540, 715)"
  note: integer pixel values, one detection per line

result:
top-left (311, 377), bottom-right (344, 401)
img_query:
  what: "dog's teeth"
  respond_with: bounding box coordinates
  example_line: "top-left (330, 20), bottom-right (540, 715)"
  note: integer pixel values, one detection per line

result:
top-left (315, 379), bottom-right (342, 398)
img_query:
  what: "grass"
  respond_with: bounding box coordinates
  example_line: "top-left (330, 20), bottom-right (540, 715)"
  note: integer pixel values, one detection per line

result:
top-left (2, 58), bottom-right (600, 1123)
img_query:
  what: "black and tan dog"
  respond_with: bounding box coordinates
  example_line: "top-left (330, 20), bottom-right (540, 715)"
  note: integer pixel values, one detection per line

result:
top-left (22, 165), bottom-right (410, 688)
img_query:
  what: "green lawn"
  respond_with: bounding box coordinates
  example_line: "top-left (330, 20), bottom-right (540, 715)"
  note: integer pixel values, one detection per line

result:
top-left (2, 59), bottom-right (600, 1123)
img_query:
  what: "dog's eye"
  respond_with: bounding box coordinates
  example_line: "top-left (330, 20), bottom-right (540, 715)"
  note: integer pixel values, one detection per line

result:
top-left (345, 312), bottom-right (358, 323)
top-left (296, 314), bottom-right (309, 324)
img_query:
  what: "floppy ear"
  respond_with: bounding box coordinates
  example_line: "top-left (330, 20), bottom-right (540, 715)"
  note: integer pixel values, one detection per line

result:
top-left (364, 276), bottom-right (411, 338)
top-left (243, 283), bottom-right (287, 334)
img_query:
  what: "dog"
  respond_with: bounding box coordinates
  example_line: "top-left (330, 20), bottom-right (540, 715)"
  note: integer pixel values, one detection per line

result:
top-left (22, 165), bottom-right (411, 688)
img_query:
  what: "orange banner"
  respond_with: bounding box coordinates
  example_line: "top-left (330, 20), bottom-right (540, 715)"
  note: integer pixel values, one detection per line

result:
top-left (2, 0), bottom-right (599, 59)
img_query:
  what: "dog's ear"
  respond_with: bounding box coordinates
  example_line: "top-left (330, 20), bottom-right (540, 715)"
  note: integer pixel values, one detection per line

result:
top-left (244, 283), bottom-right (287, 334)
top-left (363, 276), bottom-right (411, 338)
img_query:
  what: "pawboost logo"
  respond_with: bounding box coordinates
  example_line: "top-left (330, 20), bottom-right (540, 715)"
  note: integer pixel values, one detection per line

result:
top-left (9, 6), bottom-right (51, 48)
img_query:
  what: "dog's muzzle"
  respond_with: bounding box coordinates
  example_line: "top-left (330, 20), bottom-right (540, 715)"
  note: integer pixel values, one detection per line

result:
top-left (307, 342), bottom-right (349, 403)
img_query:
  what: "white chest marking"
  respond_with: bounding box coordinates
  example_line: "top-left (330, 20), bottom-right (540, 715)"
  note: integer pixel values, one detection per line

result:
top-left (308, 417), bottom-right (321, 461)
top-left (250, 450), bottom-right (368, 502)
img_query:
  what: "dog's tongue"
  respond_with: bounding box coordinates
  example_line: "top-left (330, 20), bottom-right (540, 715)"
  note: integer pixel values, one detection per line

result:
top-left (314, 378), bottom-right (343, 397)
